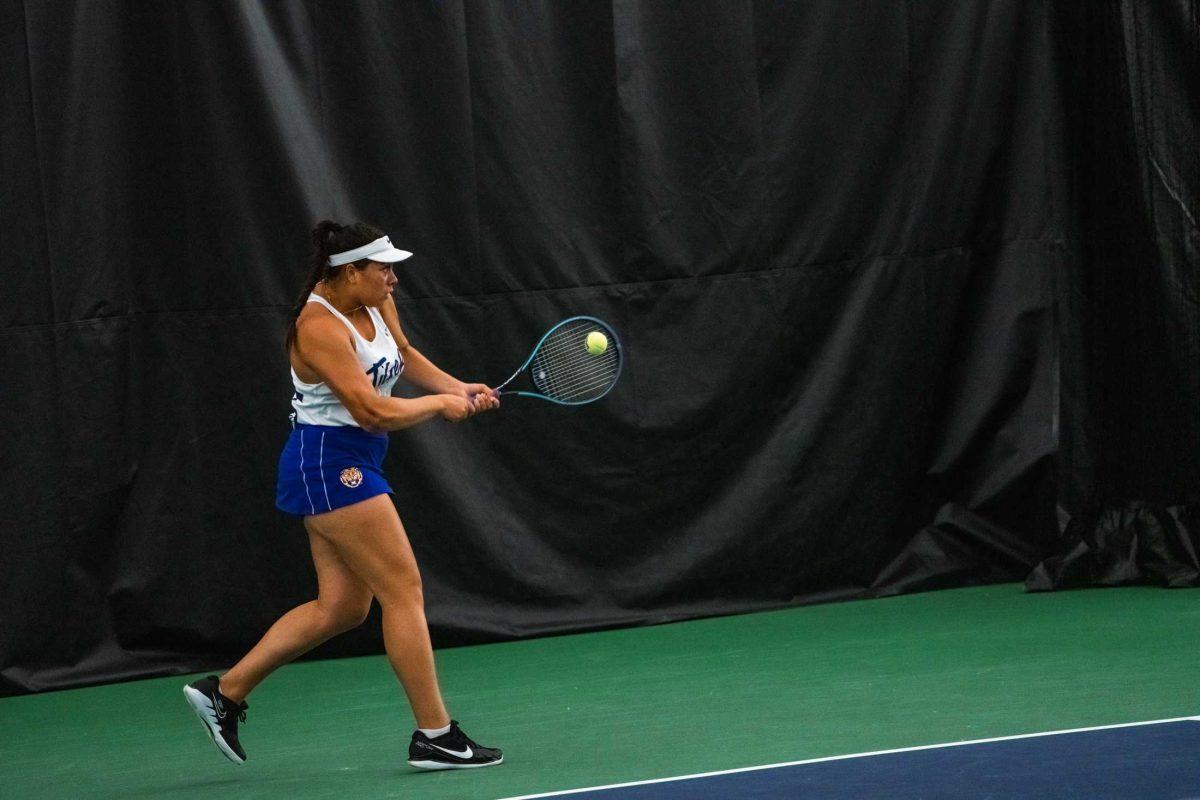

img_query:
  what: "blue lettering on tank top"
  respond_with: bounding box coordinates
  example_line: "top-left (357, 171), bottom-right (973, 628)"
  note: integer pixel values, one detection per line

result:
top-left (366, 356), bottom-right (402, 388)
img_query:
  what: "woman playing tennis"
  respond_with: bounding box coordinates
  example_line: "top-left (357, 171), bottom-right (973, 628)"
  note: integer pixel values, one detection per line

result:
top-left (184, 220), bottom-right (503, 770)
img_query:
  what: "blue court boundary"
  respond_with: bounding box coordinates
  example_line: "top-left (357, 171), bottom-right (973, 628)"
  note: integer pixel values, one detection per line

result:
top-left (499, 716), bottom-right (1200, 799)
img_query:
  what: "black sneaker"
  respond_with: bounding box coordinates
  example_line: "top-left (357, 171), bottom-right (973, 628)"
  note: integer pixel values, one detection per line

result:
top-left (183, 675), bottom-right (248, 764)
top-left (408, 720), bottom-right (503, 770)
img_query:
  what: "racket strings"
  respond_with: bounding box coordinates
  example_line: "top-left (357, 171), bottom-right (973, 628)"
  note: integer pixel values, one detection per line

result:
top-left (551, 353), bottom-right (619, 391)
top-left (535, 339), bottom-right (608, 400)
top-left (538, 321), bottom-right (613, 363)
top-left (530, 320), bottom-right (620, 403)
top-left (542, 348), bottom-right (619, 394)
top-left (538, 359), bottom-right (616, 401)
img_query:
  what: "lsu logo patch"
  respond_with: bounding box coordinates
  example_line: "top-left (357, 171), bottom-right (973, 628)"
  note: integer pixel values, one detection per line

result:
top-left (339, 467), bottom-right (364, 488)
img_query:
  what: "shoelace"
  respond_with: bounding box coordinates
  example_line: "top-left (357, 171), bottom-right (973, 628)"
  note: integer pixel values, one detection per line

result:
top-left (218, 695), bottom-right (248, 724)
top-left (450, 725), bottom-right (477, 749)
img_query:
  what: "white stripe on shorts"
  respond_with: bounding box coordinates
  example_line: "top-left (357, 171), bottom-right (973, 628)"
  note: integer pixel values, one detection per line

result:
top-left (299, 429), bottom-right (316, 515)
top-left (319, 431), bottom-right (332, 512)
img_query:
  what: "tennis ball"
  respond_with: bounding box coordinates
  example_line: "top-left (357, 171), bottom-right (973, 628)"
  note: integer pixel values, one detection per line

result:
top-left (585, 331), bottom-right (608, 355)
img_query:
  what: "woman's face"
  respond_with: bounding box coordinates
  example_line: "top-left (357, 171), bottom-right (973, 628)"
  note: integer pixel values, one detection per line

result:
top-left (355, 260), bottom-right (398, 306)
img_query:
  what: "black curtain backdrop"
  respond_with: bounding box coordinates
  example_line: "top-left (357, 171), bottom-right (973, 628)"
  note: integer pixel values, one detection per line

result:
top-left (1026, 0), bottom-right (1200, 591)
top-left (0, 0), bottom-right (1194, 695)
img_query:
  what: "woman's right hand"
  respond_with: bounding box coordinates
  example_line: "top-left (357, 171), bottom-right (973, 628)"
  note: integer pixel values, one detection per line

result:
top-left (440, 394), bottom-right (474, 422)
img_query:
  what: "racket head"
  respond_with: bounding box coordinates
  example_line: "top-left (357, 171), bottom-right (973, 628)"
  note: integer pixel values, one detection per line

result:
top-left (505, 316), bottom-right (623, 405)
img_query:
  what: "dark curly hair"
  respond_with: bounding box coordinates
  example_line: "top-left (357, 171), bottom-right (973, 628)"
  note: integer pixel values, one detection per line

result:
top-left (285, 220), bottom-right (384, 352)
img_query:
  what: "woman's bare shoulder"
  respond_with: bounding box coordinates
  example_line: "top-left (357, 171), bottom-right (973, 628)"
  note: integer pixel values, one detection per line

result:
top-left (295, 303), bottom-right (351, 345)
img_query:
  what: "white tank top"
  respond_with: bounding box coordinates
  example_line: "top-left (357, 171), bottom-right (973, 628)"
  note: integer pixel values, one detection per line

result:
top-left (290, 294), bottom-right (404, 427)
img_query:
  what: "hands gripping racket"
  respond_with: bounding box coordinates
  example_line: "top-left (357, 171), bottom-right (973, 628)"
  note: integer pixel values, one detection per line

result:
top-left (491, 316), bottom-right (623, 405)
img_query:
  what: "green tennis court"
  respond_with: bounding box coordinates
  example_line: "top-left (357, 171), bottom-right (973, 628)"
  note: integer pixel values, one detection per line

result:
top-left (3, 584), bottom-right (1195, 800)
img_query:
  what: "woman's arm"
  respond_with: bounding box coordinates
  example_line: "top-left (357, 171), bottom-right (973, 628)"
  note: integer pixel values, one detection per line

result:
top-left (296, 314), bottom-right (474, 432)
top-left (379, 294), bottom-right (496, 403)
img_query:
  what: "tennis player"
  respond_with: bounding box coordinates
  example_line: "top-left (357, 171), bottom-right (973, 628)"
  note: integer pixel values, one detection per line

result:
top-left (184, 220), bottom-right (503, 770)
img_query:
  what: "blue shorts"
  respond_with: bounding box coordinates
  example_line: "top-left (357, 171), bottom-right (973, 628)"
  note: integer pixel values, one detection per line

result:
top-left (275, 423), bottom-right (393, 517)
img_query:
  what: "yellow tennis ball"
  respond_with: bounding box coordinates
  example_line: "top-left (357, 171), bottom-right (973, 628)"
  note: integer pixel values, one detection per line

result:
top-left (585, 331), bottom-right (608, 355)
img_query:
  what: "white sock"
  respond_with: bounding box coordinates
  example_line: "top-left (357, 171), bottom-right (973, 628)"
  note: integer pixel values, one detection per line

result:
top-left (419, 723), bottom-right (451, 738)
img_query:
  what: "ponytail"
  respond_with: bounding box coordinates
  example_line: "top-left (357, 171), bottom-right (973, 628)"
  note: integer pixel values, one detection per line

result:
top-left (285, 220), bottom-right (385, 352)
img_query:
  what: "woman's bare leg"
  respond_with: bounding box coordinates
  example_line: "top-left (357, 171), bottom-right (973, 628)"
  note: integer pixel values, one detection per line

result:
top-left (304, 494), bottom-right (450, 729)
top-left (218, 529), bottom-right (373, 704)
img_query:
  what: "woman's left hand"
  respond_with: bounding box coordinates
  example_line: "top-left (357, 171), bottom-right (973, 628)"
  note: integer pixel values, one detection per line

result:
top-left (460, 382), bottom-right (500, 413)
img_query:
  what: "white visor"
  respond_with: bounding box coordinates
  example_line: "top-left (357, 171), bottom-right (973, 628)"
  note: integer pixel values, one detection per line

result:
top-left (327, 236), bottom-right (413, 266)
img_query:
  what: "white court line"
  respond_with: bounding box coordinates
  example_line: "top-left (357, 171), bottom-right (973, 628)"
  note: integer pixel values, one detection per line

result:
top-left (497, 716), bottom-right (1200, 799)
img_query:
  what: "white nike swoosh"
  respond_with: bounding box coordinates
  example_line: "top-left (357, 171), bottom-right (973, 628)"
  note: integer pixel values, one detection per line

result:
top-left (429, 742), bottom-right (473, 759)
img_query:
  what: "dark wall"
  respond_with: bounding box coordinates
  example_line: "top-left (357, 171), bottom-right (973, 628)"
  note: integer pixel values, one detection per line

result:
top-left (0, 0), bottom-right (1191, 696)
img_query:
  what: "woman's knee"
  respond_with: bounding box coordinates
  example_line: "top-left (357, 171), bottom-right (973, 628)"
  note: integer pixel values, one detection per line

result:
top-left (317, 598), bottom-right (372, 634)
top-left (374, 568), bottom-right (423, 610)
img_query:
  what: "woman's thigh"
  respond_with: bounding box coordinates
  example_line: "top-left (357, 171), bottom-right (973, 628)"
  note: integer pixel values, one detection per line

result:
top-left (304, 494), bottom-right (422, 605)
top-left (305, 522), bottom-right (373, 621)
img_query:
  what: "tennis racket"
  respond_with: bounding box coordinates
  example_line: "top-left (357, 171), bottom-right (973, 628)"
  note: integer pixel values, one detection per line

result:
top-left (489, 316), bottom-right (623, 405)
